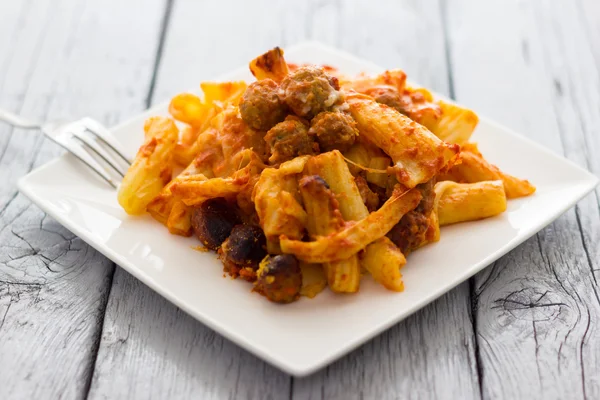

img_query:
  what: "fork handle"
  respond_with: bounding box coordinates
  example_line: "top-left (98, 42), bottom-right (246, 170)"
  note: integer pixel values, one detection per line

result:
top-left (0, 108), bottom-right (42, 129)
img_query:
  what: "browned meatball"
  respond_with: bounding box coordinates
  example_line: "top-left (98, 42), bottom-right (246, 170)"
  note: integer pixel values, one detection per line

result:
top-left (221, 225), bottom-right (266, 265)
top-left (308, 111), bottom-right (359, 152)
top-left (364, 86), bottom-right (409, 116)
top-left (387, 211), bottom-right (430, 255)
top-left (239, 79), bottom-right (287, 131)
top-left (191, 198), bottom-right (240, 250)
top-left (279, 66), bottom-right (341, 119)
top-left (355, 175), bottom-right (380, 212)
top-left (415, 178), bottom-right (436, 215)
top-left (264, 116), bottom-right (318, 163)
top-left (254, 254), bottom-right (302, 303)
top-left (220, 224), bottom-right (267, 281)
top-left (387, 177), bottom-right (436, 254)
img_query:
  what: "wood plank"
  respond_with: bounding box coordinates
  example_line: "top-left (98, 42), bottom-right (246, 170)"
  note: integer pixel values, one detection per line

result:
top-left (293, 2), bottom-right (480, 399)
top-left (578, 0), bottom-right (600, 75)
top-left (89, 1), bottom-right (480, 399)
top-left (88, 1), bottom-right (293, 399)
top-left (445, 0), bottom-right (600, 398)
top-left (0, 0), bottom-right (166, 398)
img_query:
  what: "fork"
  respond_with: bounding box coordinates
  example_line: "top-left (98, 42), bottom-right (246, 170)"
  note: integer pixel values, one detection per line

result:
top-left (0, 109), bottom-right (131, 188)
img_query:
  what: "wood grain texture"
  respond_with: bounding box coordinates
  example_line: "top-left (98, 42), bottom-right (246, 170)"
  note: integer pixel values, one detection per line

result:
top-left (0, 0), bottom-right (165, 398)
top-left (89, 1), bottom-right (480, 400)
top-left (3, 0), bottom-right (600, 398)
top-left (446, 0), bottom-right (600, 398)
top-left (292, 1), bottom-right (480, 399)
top-left (88, 1), bottom-right (293, 399)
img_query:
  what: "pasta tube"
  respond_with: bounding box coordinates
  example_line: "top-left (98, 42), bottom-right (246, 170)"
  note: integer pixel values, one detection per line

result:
top-left (325, 257), bottom-right (361, 293)
top-left (146, 156), bottom-right (210, 236)
top-left (306, 150), bottom-right (399, 289)
top-left (170, 93), bottom-right (222, 162)
top-left (434, 180), bottom-right (507, 226)
top-left (169, 93), bottom-right (209, 128)
top-left (165, 200), bottom-right (193, 237)
top-left (281, 187), bottom-right (422, 263)
top-left (401, 87), bottom-right (478, 146)
top-left (249, 47), bottom-right (290, 83)
top-left (200, 81), bottom-right (247, 106)
top-left (171, 175), bottom-right (246, 206)
top-left (170, 83), bottom-right (247, 129)
top-left (210, 107), bottom-right (268, 177)
top-left (346, 93), bottom-right (459, 188)
top-left (361, 237), bottom-right (406, 292)
top-left (341, 69), bottom-right (407, 93)
top-left (299, 262), bottom-right (327, 298)
top-left (174, 112), bottom-right (223, 166)
top-left (306, 150), bottom-right (369, 221)
top-left (172, 85), bottom-right (250, 166)
top-left (366, 156), bottom-right (391, 187)
top-left (306, 151), bottom-right (375, 292)
top-left (118, 117), bottom-right (178, 215)
top-left (425, 100), bottom-right (478, 145)
top-left (441, 143), bottom-right (536, 198)
top-left (342, 140), bottom-right (385, 176)
top-left (171, 152), bottom-right (264, 206)
top-left (299, 175), bottom-right (360, 293)
top-left (342, 76), bottom-right (477, 145)
top-left (253, 156), bottom-right (310, 247)
top-left (342, 142), bottom-right (371, 175)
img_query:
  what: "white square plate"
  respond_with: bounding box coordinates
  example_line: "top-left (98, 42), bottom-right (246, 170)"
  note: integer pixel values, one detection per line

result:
top-left (18, 42), bottom-right (599, 376)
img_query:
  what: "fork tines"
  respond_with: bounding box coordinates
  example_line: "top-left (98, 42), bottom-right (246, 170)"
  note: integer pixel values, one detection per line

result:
top-left (49, 118), bottom-right (131, 188)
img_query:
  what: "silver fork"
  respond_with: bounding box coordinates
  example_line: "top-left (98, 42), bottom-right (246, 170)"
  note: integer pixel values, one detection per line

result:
top-left (0, 109), bottom-right (131, 188)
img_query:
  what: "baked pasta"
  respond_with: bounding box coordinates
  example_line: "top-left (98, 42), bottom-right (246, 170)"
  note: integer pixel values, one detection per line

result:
top-left (118, 47), bottom-right (535, 303)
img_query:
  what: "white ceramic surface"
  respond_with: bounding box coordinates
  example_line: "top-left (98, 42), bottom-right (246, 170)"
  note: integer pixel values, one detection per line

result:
top-left (18, 42), bottom-right (599, 376)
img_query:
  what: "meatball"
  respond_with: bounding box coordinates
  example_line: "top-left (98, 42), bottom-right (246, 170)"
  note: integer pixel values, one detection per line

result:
top-left (191, 198), bottom-right (240, 250)
top-left (387, 211), bottom-right (430, 255)
top-left (220, 224), bottom-right (267, 281)
top-left (264, 116), bottom-right (318, 163)
top-left (308, 111), bottom-right (359, 152)
top-left (415, 178), bottom-right (436, 215)
top-left (355, 175), bottom-right (379, 212)
top-left (254, 254), bottom-right (302, 303)
top-left (364, 86), bottom-right (409, 116)
top-left (279, 66), bottom-right (340, 119)
top-left (239, 79), bottom-right (287, 131)
top-left (387, 177), bottom-right (436, 254)
top-left (221, 225), bottom-right (266, 265)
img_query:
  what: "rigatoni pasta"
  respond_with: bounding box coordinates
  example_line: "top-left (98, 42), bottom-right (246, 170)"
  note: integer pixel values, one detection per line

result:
top-left (249, 47), bottom-right (290, 83)
top-left (305, 150), bottom-right (369, 221)
top-left (427, 100), bottom-right (479, 145)
top-left (440, 143), bottom-right (535, 198)
top-left (299, 175), bottom-right (360, 293)
top-left (361, 237), bottom-right (406, 292)
top-left (346, 93), bottom-right (459, 188)
top-left (434, 180), bottom-right (507, 226)
top-left (118, 117), bottom-right (178, 215)
top-left (280, 188), bottom-right (422, 263)
top-left (117, 47), bottom-right (535, 303)
top-left (253, 156), bottom-right (309, 252)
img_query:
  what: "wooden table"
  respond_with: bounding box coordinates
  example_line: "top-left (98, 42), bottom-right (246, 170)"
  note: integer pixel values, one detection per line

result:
top-left (1, 1), bottom-right (599, 398)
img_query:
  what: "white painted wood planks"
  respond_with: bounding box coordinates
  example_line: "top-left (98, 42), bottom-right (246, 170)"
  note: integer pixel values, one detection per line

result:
top-left (89, 1), bottom-right (479, 399)
top-left (446, 0), bottom-right (600, 398)
top-left (0, 0), bottom-right (166, 398)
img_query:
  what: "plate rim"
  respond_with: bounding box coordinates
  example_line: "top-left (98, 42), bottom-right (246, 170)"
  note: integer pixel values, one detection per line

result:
top-left (17, 41), bottom-right (600, 376)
